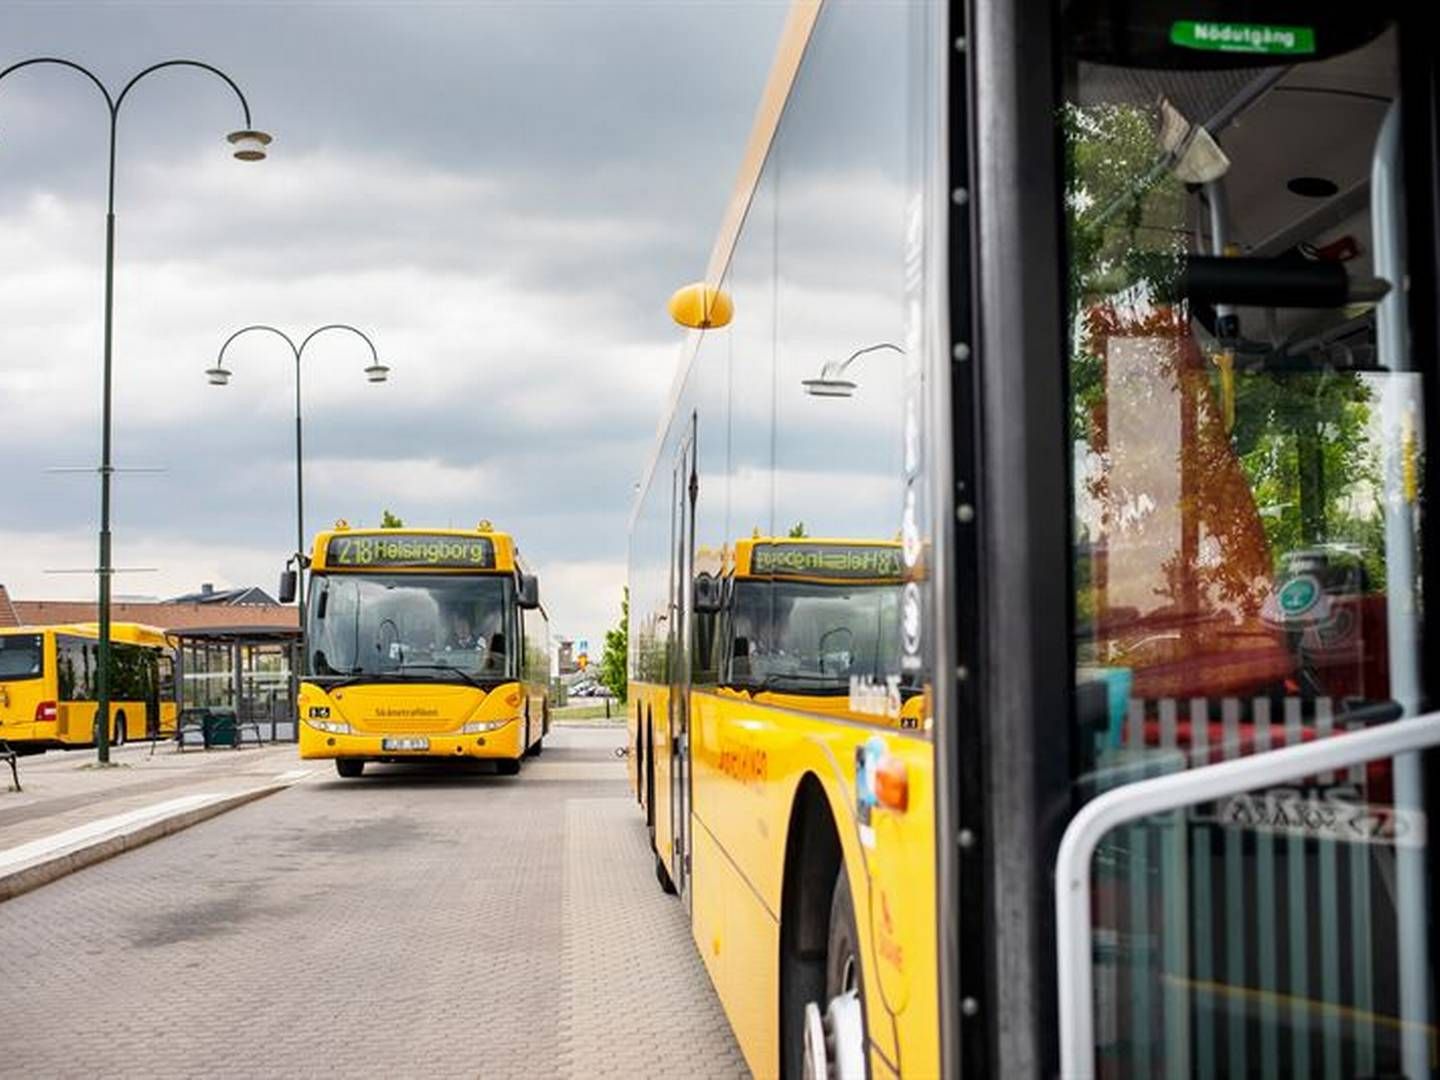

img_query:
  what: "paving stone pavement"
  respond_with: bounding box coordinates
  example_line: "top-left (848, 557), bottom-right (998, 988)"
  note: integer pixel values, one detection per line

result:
top-left (0, 726), bottom-right (750, 1079)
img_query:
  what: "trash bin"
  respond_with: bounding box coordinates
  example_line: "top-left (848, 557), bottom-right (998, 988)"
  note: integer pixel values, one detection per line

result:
top-left (204, 709), bottom-right (237, 747)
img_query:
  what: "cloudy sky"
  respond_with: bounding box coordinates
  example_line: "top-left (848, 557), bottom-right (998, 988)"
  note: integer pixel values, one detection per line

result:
top-left (0, 0), bottom-right (789, 650)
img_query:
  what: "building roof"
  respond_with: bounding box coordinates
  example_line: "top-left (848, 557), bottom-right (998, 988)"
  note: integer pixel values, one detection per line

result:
top-left (165, 584), bottom-right (278, 605)
top-left (0, 585), bottom-right (19, 629)
top-left (10, 599), bottom-right (298, 633)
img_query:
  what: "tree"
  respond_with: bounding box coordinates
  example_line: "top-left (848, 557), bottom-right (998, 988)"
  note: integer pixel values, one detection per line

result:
top-left (598, 588), bottom-right (629, 701)
top-left (787, 522), bottom-right (808, 538)
top-left (380, 509), bottom-right (404, 528)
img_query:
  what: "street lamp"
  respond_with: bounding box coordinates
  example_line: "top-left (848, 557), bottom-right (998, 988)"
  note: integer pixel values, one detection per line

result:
top-left (800, 342), bottom-right (904, 398)
top-left (206, 324), bottom-right (390, 643)
top-left (0, 58), bottom-right (271, 764)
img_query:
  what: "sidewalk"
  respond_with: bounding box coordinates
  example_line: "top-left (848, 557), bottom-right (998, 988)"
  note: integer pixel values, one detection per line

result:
top-left (0, 740), bottom-right (306, 899)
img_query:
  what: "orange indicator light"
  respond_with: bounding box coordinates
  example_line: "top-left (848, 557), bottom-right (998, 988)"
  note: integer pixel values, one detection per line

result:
top-left (875, 755), bottom-right (909, 812)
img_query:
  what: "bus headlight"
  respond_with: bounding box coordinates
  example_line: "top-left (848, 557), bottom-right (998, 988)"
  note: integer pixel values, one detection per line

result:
top-left (305, 717), bottom-right (351, 734)
top-left (463, 718), bottom-right (512, 734)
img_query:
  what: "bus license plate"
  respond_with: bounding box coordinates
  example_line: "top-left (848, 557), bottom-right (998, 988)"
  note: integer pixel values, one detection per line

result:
top-left (382, 737), bottom-right (429, 751)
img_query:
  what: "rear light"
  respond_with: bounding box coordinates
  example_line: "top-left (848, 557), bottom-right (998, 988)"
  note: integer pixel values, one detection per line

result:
top-left (35, 700), bottom-right (58, 724)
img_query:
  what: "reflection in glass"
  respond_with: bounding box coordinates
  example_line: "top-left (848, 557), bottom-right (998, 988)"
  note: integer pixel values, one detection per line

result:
top-left (703, 537), bottom-right (922, 729)
top-left (1062, 17), bottom-right (1432, 1077)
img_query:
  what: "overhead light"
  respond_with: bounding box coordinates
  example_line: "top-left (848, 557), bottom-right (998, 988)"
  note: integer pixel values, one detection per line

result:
top-left (801, 343), bottom-right (902, 399)
top-left (205, 365), bottom-right (232, 386)
top-left (226, 129), bottom-right (272, 162)
top-left (365, 362), bottom-right (390, 383)
top-left (1287, 176), bottom-right (1339, 198)
top-left (801, 377), bottom-right (857, 398)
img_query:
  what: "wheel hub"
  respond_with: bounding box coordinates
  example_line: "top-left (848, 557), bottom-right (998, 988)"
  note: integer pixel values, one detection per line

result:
top-left (801, 990), bottom-right (865, 1080)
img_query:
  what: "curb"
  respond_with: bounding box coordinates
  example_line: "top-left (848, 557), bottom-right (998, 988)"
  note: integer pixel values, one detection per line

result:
top-left (0, 782), bottom-right (292, 904)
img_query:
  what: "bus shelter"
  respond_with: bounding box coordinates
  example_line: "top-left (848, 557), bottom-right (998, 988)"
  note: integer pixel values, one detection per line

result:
top-left (173, 627), bottom-right (300, 743)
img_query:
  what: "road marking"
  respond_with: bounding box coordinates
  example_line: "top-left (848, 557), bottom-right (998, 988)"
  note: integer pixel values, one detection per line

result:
top-left (0, 793), bottom-right (226, 873)
top-left (0, 771), bottom-right (312, 876)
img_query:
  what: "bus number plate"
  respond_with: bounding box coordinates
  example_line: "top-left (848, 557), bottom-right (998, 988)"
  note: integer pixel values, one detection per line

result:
top-left (382, 737), bottom-right (429, 751)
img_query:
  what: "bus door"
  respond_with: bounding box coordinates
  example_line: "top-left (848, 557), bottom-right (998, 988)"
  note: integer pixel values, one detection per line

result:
top-left (1040, 6), bottom-right (1439, 1077)
top-left (667, 417), bottom-right (697, 900)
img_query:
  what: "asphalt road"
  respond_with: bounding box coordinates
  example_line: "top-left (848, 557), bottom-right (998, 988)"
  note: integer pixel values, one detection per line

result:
top-left (0, 726), bottom-right (748, 1079)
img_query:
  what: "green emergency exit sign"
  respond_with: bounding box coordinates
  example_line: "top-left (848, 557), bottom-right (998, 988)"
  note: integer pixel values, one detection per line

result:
top-left (1171, 20), bottom-right (1316, 55)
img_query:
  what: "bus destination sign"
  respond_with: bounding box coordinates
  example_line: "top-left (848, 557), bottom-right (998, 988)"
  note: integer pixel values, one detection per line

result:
top-left (325, 533), bottom-right (497, 570)
top-left (751, 543), bottom-right (904, 580)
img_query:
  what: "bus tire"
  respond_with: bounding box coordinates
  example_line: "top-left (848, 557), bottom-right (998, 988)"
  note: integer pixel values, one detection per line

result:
top-left (655, 850), bottom-right (677, 895)
top-left (113, 712), bottom-right (127, 747)
top-left (816, 868), bottom-right (867, 1080)
top-left (335, 759), bottom-right (364, 778)
top-left (497, 757), bottom-right (522, 776)
top-left (525, 737), bottom-right (544, 758)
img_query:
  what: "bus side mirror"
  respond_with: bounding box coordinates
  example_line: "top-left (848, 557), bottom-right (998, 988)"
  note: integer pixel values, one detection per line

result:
top-left (693, 572), bottom-right (723, 613)
top-left (668, 282), bottom-right (733, 330)
top-left (278, 570), bottom-right (297, 605)
top-left (518, 574), bottom-right (541, 610)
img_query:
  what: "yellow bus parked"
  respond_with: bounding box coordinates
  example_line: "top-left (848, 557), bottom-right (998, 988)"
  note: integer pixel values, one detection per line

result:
top-left (293, 523), bottom-right (550, 778)
top-left (0, 623), bottom-right (178, 752)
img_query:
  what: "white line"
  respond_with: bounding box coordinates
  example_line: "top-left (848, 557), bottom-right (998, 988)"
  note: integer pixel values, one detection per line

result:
top-left (0, 771), bottom-right (311, 876)
top-left (0, 792), bottom-right (227, 873)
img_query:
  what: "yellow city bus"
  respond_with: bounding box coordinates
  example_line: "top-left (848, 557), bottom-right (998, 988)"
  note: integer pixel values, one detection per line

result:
top-left (0, 622), bottom-right (178, 752)
top-left (630, 2), bottom-right (1440, 1077)
top-left (294, 523), bottom-right (550, 778)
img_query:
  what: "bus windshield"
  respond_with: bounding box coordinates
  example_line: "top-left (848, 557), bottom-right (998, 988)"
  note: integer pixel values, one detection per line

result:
top-left (728, 580), bottom-right (905, 694)
top-left (306, 573), bottom-right (514, 684)
top-left (0, 634), bottom-right (43, 681)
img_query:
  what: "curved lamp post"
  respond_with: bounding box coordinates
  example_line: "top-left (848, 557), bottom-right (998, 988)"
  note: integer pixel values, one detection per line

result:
top-left (206, 324), bottom-right (390, 638)
top-left (800, 342), bottom-right (904, 398)
top-left (0, 57), bottom-right (271, 764)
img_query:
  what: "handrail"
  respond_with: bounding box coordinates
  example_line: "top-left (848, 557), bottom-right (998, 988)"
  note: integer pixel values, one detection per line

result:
top-left (1056, 709), bottom-right (1440, 1079)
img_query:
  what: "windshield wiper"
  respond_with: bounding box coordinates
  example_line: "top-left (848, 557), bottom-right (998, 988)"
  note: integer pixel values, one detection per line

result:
top-left (305, 669), bottom-right (373, 689)
top-left (393, 663), bottom-right (487, 690)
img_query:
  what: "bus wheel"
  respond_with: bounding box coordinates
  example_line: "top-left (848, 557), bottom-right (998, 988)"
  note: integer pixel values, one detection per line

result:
top-left (525, 736), bottom-right (544, 758)
top-left (497, 758), bottom-right (522, 776)
top-left (803, 870), bottom-right (867, 1080)
top-left (335, 759), bottom-right (364, 779)
top-left (654, 851), bottom-right (677, 895)
top-left (113, 712), bottom-right (127, 747)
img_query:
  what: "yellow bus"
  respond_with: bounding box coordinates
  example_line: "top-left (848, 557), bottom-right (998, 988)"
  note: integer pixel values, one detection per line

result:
top-left (0, 623), bottom-right (178, 752)
top-left (683, 537), bottom-right (925, 731)
top-left (630, 1), bottom-right (1440, 1076)
top-left (293, 523), bottom-right (550, 778)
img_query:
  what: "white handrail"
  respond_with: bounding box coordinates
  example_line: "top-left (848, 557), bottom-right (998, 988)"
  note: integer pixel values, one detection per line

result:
top-left (1056, 709), bottom-right (1440, 1079)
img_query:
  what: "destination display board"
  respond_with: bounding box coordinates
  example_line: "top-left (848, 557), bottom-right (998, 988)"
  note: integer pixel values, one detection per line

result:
top-left (750, 542), bottom-right (904, 580)
top-left (324, 533), bottom-right (496, 570)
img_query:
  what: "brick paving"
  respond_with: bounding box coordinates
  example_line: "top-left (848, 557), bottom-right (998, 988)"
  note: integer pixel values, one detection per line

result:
top-left (0, 726), bottom-right (749, 1078)
top-left (0, 740), bottom-right (301, 851)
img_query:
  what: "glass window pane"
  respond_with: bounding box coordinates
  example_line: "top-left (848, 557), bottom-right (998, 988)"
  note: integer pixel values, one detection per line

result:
top-left (1060, 9), bottom-right (1431, 1075)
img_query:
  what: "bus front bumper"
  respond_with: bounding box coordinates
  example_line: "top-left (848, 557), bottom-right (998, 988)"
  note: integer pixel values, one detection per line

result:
top-left (299, 718), bottom-right (524, 761)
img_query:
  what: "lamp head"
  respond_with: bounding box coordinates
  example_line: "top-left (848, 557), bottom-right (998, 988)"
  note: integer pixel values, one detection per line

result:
top-left (801, 377), bottom-right (857, 398)
top-left (365, 362), bottom-right (390, 384)
top-left (205, 365), bottom-right (232, 386)
top-left (226, 129), bottom-right (272, 162)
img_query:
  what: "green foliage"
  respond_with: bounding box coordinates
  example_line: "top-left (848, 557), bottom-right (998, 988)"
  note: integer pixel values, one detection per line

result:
top-left (598, 588), bottom-right (629, 701)
top-left (380, 509), bottom-right (404, 528)
top-left (1231, 371), bottom-right (1385, 581)
top-left (787, 522), bottom-right (807, 538)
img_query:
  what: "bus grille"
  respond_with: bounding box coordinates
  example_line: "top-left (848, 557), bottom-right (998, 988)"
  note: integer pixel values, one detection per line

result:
top-left (355, 715), bottom-right (459, 735)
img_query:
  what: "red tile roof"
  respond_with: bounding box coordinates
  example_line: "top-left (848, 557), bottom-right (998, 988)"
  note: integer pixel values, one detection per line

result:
top-left (0, 585), bottom-right (19, 629)
top-left (10, 599), bottom-right (299, 632)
